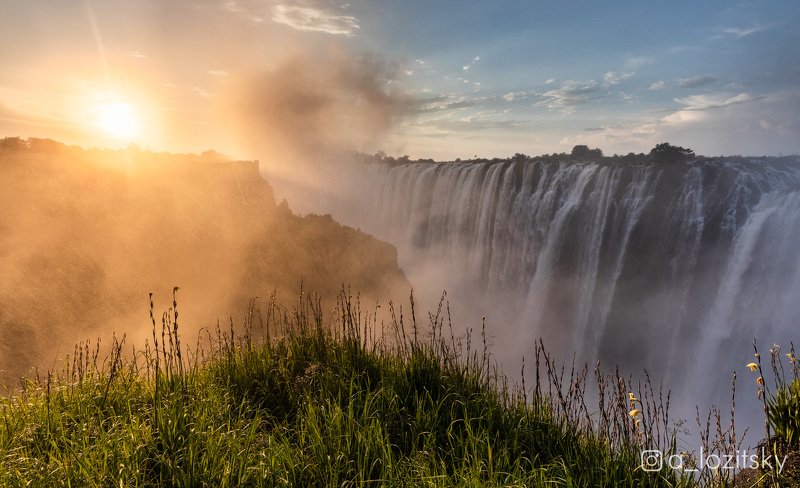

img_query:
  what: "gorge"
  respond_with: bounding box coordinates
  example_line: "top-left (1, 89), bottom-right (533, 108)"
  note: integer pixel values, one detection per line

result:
top-left (357, 152), bottom-right (800, 425)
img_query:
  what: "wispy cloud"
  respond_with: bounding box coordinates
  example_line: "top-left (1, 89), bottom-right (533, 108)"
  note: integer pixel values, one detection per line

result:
top-left (462, 56), bottom-right (481, 72)
top-left (531, 70), bottom-right (635, 114)
top-left (419, 93), bottom-right (487, 112)
top-left (720, 24), bottom-right (769, 38)
top-left (222, 0), bottom-right (266, 22)
top-left (537, 80), bottom-right (602, 114)
top-left (674, 92), bottom-right (755, 111)
top-left (272, 4), bottom-right (359, 36)
top-left (677, 75), bottom-right (718, 88)
top-left (603, 71), bottom-right (634, 86)
top-left (415, 111), bottom-right (525, 134)
top-left (624, 56), bottom-right (654, 69)
top-left (649, 81), bottom-right (666, 91)
top-left (502, 90), bottom-right (534, 102)
top-left (651, 93), bottom-right (757, 130)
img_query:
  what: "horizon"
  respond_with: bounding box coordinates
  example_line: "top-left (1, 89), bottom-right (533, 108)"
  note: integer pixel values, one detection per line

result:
top-left (4, 135), bottom-right (800, 162)
top-left (1, 1), bottom-right (798, 161)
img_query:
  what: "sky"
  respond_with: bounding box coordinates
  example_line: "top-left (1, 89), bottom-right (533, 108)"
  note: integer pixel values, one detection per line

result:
top-left (1, 0), bottom-right (798, 160)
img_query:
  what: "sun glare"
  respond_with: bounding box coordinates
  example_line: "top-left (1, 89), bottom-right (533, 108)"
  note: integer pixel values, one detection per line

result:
top-left (96, 101), bottom-right (139, 139)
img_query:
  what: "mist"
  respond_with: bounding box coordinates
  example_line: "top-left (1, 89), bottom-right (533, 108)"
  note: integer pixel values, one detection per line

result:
top-left (219, 49), bottom-right (484, 351)
top-left (0, 48), bottom-right (420, 388)
top-left (223, 50), bottom-right (415, 217)
top-left (0, 140), bottom-right (408, 387)
top-left (363, 154), bottom-right (800, 434)
top-left (218, 51), bottom-right (795, 434)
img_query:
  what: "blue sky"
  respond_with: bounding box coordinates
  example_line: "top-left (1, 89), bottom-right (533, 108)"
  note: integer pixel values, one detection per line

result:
top-left (1, 0), bottom-right (798, 159)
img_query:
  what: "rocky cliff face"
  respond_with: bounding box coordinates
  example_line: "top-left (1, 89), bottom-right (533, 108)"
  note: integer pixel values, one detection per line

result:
top-left (0, 139), bottom-right (408, 385)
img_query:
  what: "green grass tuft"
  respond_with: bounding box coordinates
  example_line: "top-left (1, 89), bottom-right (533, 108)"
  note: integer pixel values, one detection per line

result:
top-left (0, 290), bottom-right (699, 486)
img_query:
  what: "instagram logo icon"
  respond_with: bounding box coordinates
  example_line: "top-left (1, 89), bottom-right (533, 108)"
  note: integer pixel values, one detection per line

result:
top-left (640, 450), bottom-right (663, 471)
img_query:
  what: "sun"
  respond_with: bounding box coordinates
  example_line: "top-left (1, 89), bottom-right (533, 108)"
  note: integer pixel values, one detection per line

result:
top-left (96, 101), bottom-right (139, 139)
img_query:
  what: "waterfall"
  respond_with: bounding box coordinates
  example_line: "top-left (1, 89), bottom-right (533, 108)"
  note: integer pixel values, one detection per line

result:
top-left (371, 156), bottom-right (800, 423)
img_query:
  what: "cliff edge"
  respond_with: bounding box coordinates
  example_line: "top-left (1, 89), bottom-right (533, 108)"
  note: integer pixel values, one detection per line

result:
top-left (0, 138), bottom-right (409, 385)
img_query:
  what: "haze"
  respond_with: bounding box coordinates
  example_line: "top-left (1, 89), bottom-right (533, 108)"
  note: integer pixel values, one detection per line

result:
top-left (1, 1), bottom-right (798, 161)
top-left (2, 0), bottom-right (799, 438)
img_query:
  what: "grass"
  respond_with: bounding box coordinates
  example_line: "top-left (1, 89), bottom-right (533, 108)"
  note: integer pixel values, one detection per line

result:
top-left (0, 288), bottom-right (795, 487)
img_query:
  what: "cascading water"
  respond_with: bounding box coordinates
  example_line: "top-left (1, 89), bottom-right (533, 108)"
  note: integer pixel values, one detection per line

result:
top-left (370, 156), bottom-right (800, 427)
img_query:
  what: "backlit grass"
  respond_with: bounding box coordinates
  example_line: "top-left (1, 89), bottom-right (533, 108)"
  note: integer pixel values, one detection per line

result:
top-left (2, 289), bottom-right (794, 486)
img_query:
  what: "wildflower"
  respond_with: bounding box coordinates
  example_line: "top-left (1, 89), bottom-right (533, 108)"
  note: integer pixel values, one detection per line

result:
top-left (628, 392), bottom-right (638, 402)
top-left (756, 376), bottom-right (763, 385)
top-left (746, 362), bottom-right (758, 372)
top-left (629, 409), bottom-right (641, 418)
top-left (787, 353), bottom-right (797, 363)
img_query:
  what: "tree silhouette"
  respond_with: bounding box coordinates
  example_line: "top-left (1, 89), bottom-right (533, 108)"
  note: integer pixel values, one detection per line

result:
top-left (650, 142), bottom-right (695, 163)
top-left (570, 144), bottom-right (603, 160)
top-left (0, 137), bottom-right (27, 152)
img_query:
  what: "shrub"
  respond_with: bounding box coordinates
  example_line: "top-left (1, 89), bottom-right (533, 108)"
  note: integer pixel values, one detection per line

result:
top-left (768, 378), bottom-right (800, 447)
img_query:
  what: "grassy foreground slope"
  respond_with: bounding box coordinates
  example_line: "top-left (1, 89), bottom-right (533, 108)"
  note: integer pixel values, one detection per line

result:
top-left (0, 292), bottom-right (691, 487)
